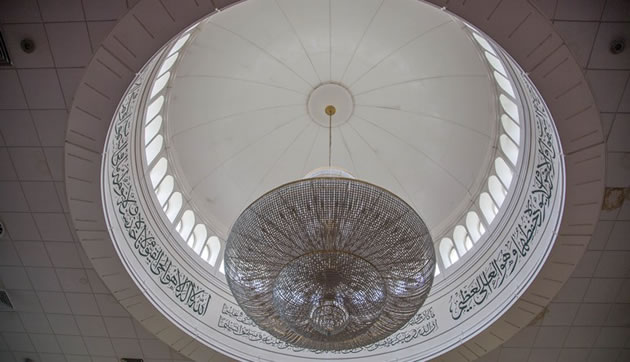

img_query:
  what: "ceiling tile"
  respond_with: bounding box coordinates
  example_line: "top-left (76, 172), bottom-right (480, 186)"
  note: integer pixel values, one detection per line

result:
top-left (56, 335), bottom-right (88, 356)
top-left (0, 182), bottom-right (28, 212)
top-left (37, 292), bottom-right (71, 314)
top-left (39, 353), bottom-right (67, 362)
top-left (564, 326), bottom-right (600, 348)
top-left (139, 338), bottom-right (172, 359)
top-left (616, 279), bottom-right (630, 302)
top-left (14, 242), bottom-right (52, 267)
top-left (0, 312), bottom-right (25, 332)
top-left (0, 266), bottom-right (32, 290)
top-left (31, 110), bottom-right (68, 147)
top-left (607, 114), bottom-right (630, 153)
top-left (553, 21), bottom-right (598, 68)
top-left (588, 220), bottom-right (614, 250)
top-left (44, 242), bottom-right (81, 267)
top-left (0, 0), bottom-right (40, 23)
top-left (26, 267), bottom-right (61, 291)
top-left (529, 0), bottom-right (557, 20)
top-left (19, 312), bottom-right (52, 334)
top-left (85, 270), bottom-right (108, 294)
top-left (0, 70), bottom-right (27, 109)
top-left (103, 317), bottom-right (135, 339)
top-left (0, 243), bottom-right (21, 267)
top-left (584, 278), bottom-right (625, 302)
top-left (585, 70), bottom-right (629, 112)
top-left (87, 21), bottom-right (117, 50)
top-left (47, 313), bottom-right (80, 336)
top-left (45, 23), bottom-right (93, 68)
top-left (606, 152), bottom-right (630, 188)
top-left (600, 112), bottom-right (616, 140)
top-left (30, 333), bottom-right (61, 353)
top-left (66, 293), bottom-right (99, 315)
top-left (588, 22), bottom-right (630, 69)
top-left (595, 327), bottom-right (630, 348)
top-left (534, 326), bottom-right (570, 347)
top-left (557, 348), bottom-right (589, 362)
top-left (554, 0), bottom-right (606, 20)
top-left (606, 304), bottom-right (630, 326)
top-left (38, 0), bottom-right (85, 21)
top-left (619, 75), bottom-right (630, 113)
top-left (574, 303), bottom-right (612, 326)
top-left (503, 326), bottom-right (539, 347)
top-left (84, 336), bottom-right (115, 357)
top-left (602, 0), bottom-right (630, 20)
top-left (0, 352), bottom-right (13, 362)
top-left (594, 251), bottom-right (630, 277)
top-left (56, 268), bottom-right (91, 293)
top-left (0, 149), bottom-right (17, 180)
top-left (606, 221), bottom-right (630, 250)
top-left (75, 315), bottom-right (108, 337)
top-left (572, 250), bottom-right (601, 277)
top-left (8, 290), bottom-right (43, 313)
top-left (527, 348), bottom-right (560, 362)
top-left (17, 69), bottom-right (66, 110)
top-left (0, 24), bottom-right (55, 68)
top-left (82, 0), bottom-right (128, 21)
top-left (54, 182), bottom-right (69, 213)
top-left (111, 338), bottom-right (142, 357)
top-left (8, 147), bottom-right (52, 180)
top-left (0, 213), bottom-right (40, 241)
top-left (555, 278), bottom-right (590, 302)
top-left (33, 215), bottom-right (73, 243)
top-left (0, 110), bottom-right (39, 146)
top-left (43, 147), bottom-right (64, 181)
top-left (132, 320), bottom-right (153, 340)
top-left (21, 182), bottom-right (62, 213)
top-left (95, 294), bottom-right (128, 317)
top-left (2, 332), bottom-right (35, 352)
top-left (588, 348), bottom-right (621, 361)
top-left (56, 68), bottom-right (85, 107)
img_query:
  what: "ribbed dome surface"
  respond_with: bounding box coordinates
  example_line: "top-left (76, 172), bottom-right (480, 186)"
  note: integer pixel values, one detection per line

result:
top-left (166, 0), bottom-right (498, 242)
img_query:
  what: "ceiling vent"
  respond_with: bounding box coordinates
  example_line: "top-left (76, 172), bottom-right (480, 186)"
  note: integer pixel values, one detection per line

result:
top-left (0, 32), bottom-right (11, 66)
top-left (121, 359), bottom-right (143, 362)
top-left (0, 289), bottom-right (14, 310)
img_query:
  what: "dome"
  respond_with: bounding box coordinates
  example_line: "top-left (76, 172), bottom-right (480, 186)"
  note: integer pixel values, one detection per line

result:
top-left (81, 0), bottom-right (570, 360)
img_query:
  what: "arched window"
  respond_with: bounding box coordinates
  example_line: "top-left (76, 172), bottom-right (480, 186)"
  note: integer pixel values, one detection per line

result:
top-left (453, 225), bottom-right (468, 256)
top-left (179, 210), bottom-right (195, 241)
top-left (145, 115), bottom-right (162, 145)
top-left (439, 238), bottom-right (456, 267)
top-left (150, 71), bottom-right (170, 98)
top-left (466, 211), bottom-right (483, 242)
top-left (480, 192), bottom-right (498, 224)
top-left (164, 192), bottom-right (182, 222)
top-left (500, 135), bottom-right (519, 165)
top-left (145, 134), bottom-right (163, 165)
top-left (145, 95), bottom-right (164, 123)
top-left (495, 157), bottom-right (513, 188)
top-left (499, 94), bottom-right (519, 122)
top-left (150, 157), bottom-right (167, 187)
top-left (189, 224), bottom-right (208, 253)
top-left (488, 175), bottom-right (507, 206)
top-left (155, 175), bottom-right (174, 206)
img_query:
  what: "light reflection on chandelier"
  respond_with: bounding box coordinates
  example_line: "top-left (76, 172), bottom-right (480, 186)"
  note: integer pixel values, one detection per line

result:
top-left (224, 105), bottom-right (435, 351)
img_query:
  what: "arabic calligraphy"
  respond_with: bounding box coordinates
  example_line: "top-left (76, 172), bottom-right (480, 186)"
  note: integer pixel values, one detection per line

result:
top-left (449, 75), bottom-right (558, 320)
top-left (218, 303), bottom-right (438, 353)
top-left (108, 77), bottom-right (211, 316)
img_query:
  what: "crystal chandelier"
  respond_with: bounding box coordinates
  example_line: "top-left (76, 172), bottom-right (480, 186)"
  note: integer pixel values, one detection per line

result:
top-left (224, 105), bottom-right (435, 351)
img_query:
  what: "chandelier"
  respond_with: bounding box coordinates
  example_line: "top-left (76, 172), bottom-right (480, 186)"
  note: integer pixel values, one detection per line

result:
top-left (224, 105), bottom-right (435, 351)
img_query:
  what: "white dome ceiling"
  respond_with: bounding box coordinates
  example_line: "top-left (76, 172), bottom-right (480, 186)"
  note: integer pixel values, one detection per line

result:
top-left (165, 0), bottom-right (499, 240)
